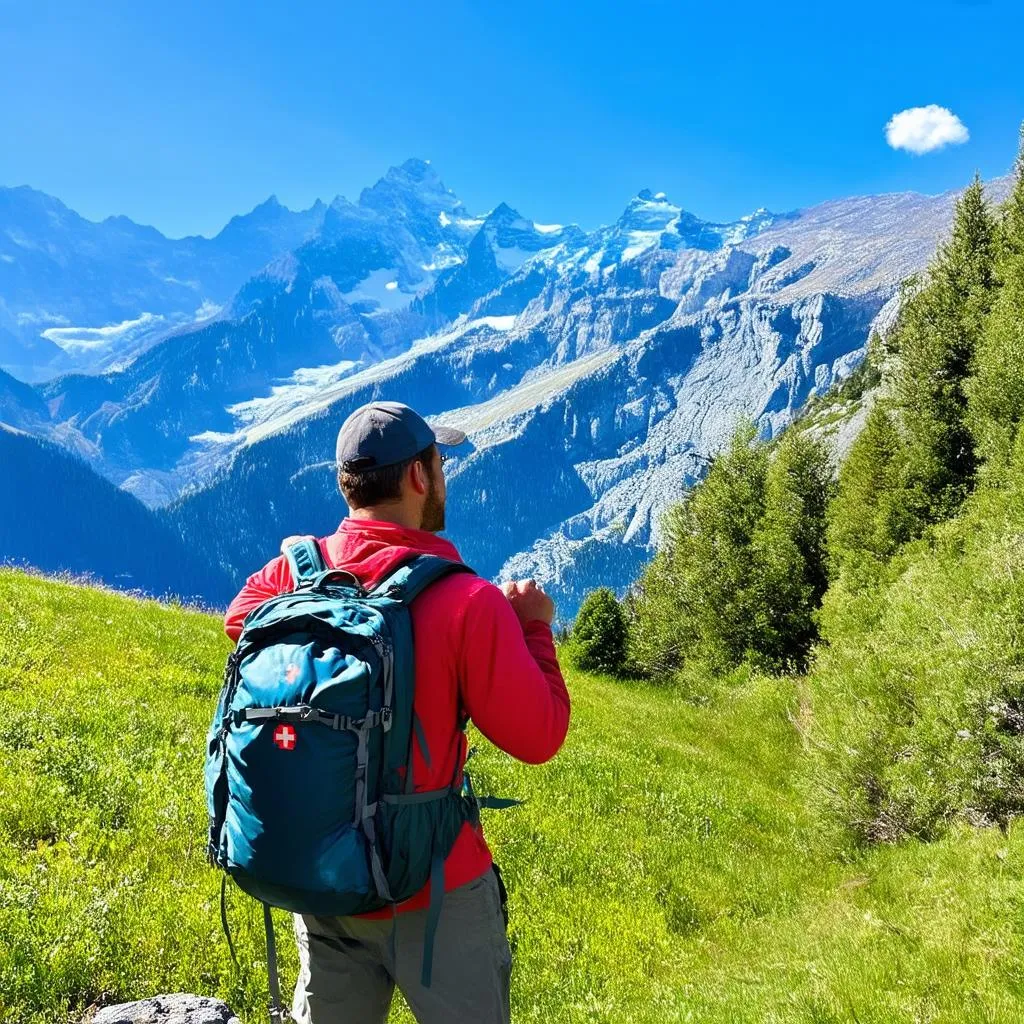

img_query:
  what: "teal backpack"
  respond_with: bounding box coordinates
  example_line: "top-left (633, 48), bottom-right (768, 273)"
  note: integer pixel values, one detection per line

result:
top-left (205, 540), bottom-right (507, 1021)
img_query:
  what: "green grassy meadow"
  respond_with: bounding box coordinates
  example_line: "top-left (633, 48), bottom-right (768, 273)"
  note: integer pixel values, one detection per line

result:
top-left (2, 567), bottom-right (1024, 1023)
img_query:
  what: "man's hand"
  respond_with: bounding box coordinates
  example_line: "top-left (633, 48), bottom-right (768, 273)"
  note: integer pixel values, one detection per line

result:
top-left (280, 534), bottom-right (316, 554)
top-left (500, 579), bottom-right (555, 627)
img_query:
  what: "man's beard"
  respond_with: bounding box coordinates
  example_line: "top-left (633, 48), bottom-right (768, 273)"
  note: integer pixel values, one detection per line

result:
top-left (420, 471), bottom-right (445, 532)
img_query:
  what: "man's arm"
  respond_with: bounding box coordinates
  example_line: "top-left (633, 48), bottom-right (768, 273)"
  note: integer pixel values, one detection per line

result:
top-left (457, 581), bottom-right (570, 765)
top-left (223, 554), bottom-right (294, 643)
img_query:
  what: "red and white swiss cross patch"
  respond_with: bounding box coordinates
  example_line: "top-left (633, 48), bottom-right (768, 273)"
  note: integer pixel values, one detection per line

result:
top-left (273, 723), bottom-right (297, 751)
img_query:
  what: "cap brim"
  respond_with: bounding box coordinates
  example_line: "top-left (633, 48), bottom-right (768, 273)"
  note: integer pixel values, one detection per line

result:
top-left (433, 425), bottom-right (467, 447)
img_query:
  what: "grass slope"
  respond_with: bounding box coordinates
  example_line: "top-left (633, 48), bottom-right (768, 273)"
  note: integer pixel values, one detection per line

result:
top-left (2, 569), bottom-right (1023, 1023)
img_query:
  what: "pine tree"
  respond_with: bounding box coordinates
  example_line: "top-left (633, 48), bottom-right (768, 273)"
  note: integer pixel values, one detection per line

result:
top-left (891, 175), bottom-right (997, 521)
top-left (628, 422), bottom-right (771, 676)
top-left (1001, 123), bottom-right (1024, 261)
top-left (674, 421), bottom-right (769, 672)
top-left (827, 402), bottom-right (916, 579)
top-left (967, 126), bottom-right (1024, 471)
top-left (750, 430), bottom-right (833, 671)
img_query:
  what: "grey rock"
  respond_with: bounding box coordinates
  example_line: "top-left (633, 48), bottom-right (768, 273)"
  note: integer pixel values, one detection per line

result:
top-left (90, 993), bottom-right (240, 1024)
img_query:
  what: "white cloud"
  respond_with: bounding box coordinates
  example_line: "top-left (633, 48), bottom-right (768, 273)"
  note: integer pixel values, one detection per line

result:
top-left (886, 105), bottom-right (969, 155)
top-left (194, 300), bottom-right (221, 321)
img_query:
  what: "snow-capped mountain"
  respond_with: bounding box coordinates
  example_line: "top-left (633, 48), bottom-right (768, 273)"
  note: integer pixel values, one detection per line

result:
top-left (3, 162), bottom-right (1008, 618)
top-left (30, 161), bottom-right (595, 504)
top-left (0, 185), bottom-right (325, 381)
top-left (160, 176), bottom-right (1006, 620)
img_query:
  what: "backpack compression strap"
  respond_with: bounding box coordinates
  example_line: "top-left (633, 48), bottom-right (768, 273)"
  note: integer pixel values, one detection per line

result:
top-left (371, 554), bottom-right (476, 988)
top-left (282, 538), bottom-right (327, 588)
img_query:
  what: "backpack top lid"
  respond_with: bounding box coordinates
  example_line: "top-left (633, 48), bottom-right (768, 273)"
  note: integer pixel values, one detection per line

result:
top-left (281, 537), bottom-right (472, 607)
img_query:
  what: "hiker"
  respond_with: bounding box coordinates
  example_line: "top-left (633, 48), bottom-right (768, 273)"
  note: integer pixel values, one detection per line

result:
top-left (221, 400), bottom-right (571, 1024)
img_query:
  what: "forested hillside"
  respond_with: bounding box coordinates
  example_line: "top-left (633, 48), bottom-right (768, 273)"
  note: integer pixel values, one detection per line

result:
top-left (0, 425), bottom-right (234, 605)
top-left (582, 130), bottom-right (1024, 853)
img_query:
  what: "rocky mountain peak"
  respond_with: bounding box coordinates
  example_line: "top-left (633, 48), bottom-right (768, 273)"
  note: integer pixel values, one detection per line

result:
top-left (358, 157), bottom-right (464, 220)
top-left (617, 190), bottom-right (682, 232)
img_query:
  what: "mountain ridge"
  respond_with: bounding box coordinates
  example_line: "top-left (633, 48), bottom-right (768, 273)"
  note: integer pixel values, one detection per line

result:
top-left (3, 164), bottom-right (1013, 616)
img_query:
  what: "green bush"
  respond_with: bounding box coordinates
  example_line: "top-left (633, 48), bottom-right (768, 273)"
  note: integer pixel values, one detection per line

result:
top-left (807, 459), bottom-right (1024, 845)
top-left (570, 587), bottom-right (627, 675)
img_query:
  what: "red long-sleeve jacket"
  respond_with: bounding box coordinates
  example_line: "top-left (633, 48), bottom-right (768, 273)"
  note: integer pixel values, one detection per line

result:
top-left (223, 516), bottom-right (570, 913)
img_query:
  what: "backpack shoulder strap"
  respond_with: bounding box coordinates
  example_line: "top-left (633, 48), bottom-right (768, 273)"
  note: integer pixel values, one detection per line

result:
top-left (371, 555), bottom-right (474, 606)
top-left (282, 538), bottom-right (327, 589)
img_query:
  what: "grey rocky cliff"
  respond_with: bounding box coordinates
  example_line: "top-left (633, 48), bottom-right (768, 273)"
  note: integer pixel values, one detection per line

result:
top-left (159, 176), bottom-right (1011, 620)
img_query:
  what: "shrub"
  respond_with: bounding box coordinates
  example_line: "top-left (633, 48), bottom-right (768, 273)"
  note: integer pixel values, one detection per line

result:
top-left (571, 587), bottom-right (627, 675)
top-left (807, 469), bottom-right (1024, 845)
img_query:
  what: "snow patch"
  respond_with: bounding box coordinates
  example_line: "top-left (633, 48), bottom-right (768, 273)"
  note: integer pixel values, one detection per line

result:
top-left (494, 245), bottom-right (535, 273)
top-left (621, 230), bottom-right (663, 262)
top-left (343, 268), bottom-right (411, 312)
top-left (41, 312), bottom-right (166, 353)
top-left (227, 359), bottom-right (361, 429)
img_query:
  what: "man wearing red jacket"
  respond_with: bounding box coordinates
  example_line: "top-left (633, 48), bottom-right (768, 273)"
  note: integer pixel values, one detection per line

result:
top-left (223, 400), bottom-right (570, 1024)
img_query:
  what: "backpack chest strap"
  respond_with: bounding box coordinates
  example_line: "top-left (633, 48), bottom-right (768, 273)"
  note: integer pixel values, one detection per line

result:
top-left (238, 705), bottom-right (391, 732)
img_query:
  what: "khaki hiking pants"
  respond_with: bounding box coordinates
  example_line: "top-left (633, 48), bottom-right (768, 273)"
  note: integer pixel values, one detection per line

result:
top-left (291, 867), bottom-right (512, 1024)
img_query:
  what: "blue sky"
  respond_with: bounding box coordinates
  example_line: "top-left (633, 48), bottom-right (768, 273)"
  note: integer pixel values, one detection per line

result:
top-left (1, 0), bottom-right (1022, 238)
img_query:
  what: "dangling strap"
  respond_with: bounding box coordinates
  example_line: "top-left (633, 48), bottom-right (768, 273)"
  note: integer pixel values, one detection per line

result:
top-left (220, 876), bottom-right (240, 968)
top-left (476, 795), bottom-right (525, 810)
top-left (421, 850), bottom-right (446, 988)
top-left (282, 538), bottom-right (326, 588)
top-left (263, 903), bottom-right (287, 1023)
top-left (387, 901), bottom-right (399, 979)
top-left (461, 767), bottom-right (524, 827)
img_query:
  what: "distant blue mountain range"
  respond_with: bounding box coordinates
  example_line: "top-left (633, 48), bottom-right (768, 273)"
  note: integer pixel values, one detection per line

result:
top-left (2, 160), bottom-right (1009, 617)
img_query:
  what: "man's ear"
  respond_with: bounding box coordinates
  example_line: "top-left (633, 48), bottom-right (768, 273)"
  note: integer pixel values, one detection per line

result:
top-left (408, 458), bottom-right (429, 496)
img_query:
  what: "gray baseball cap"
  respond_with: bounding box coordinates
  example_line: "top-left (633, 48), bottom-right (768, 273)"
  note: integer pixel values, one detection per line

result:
top-left (335, 401), bottom-right (466, 472)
